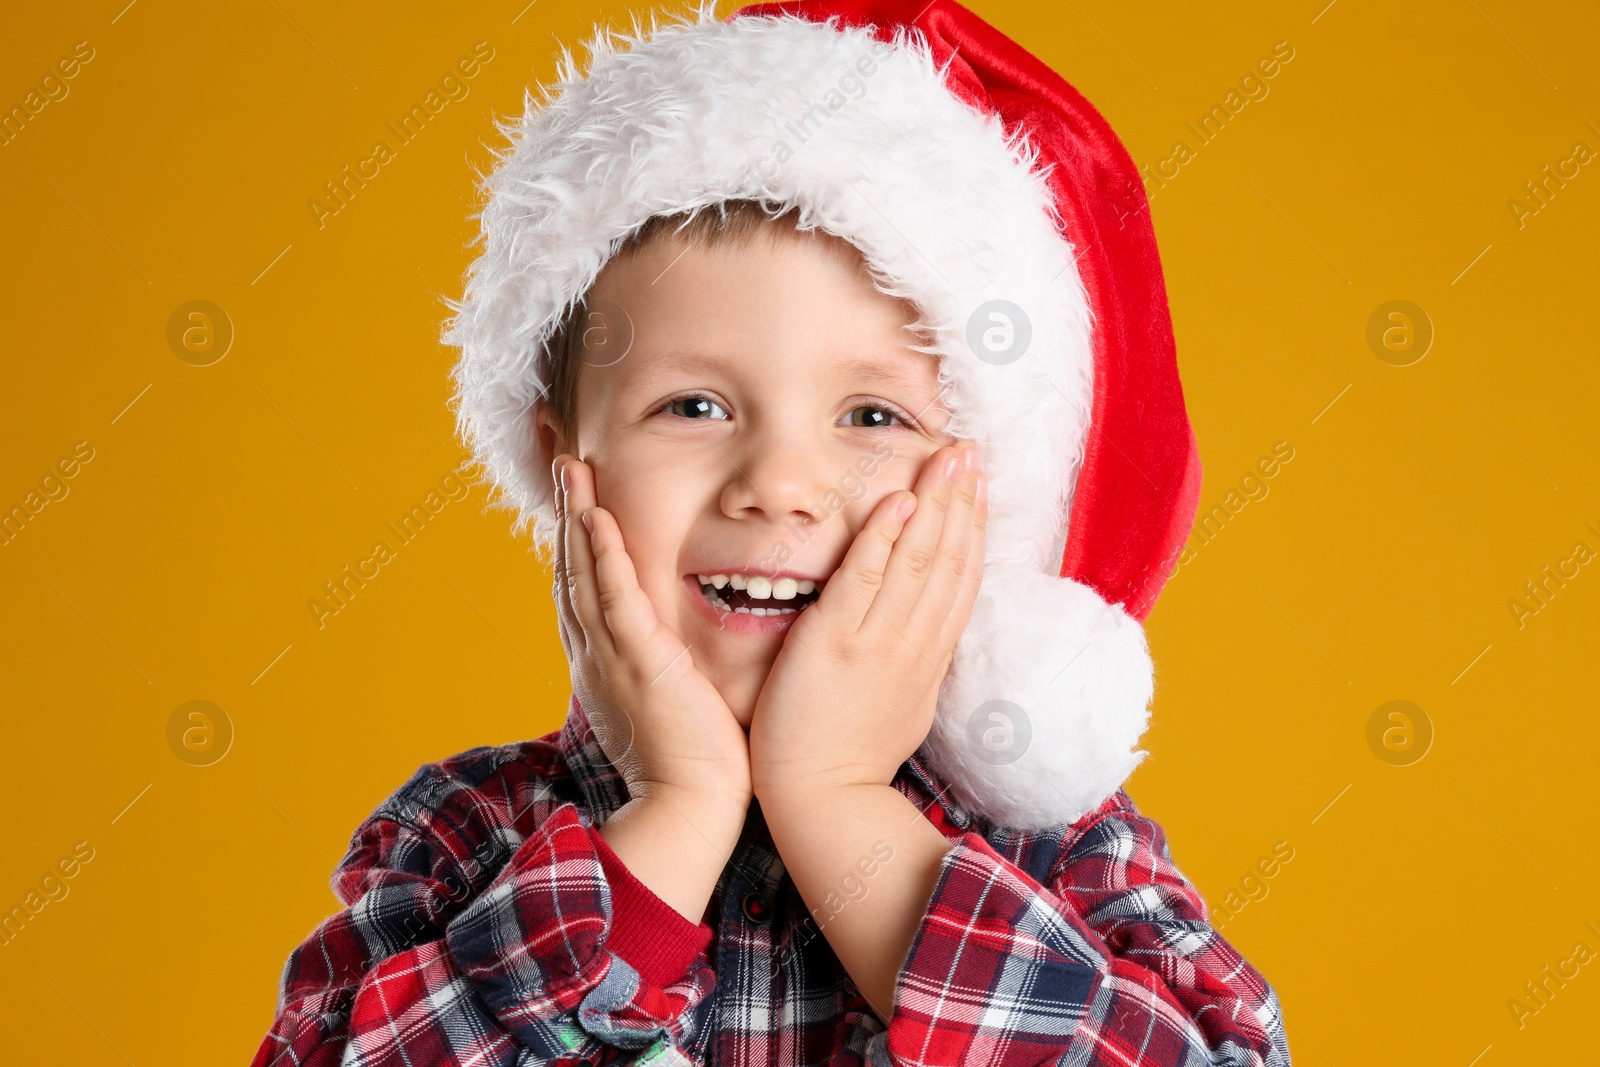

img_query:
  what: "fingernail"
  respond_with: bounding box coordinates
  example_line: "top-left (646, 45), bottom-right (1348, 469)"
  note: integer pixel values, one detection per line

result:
top-left (559, 462), bottom-right (570, 493)
top-left (976, 472), bottom-right (987, 504)
top-left (581, 508), bottom-right (594, 534)
top-left (943, 454), bottom-right (960, 481)
top-left (896, 495), bottom-right (917, 521)
top-left (963, 447), bottom-right (979, 472)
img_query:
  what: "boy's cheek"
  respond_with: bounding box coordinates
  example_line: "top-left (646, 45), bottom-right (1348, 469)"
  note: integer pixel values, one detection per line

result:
top-left (845, 450), bottom-right (935, 526)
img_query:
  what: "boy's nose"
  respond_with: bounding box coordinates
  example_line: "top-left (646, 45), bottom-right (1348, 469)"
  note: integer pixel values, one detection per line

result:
top-left (715, 448), bottom-right (834, 527)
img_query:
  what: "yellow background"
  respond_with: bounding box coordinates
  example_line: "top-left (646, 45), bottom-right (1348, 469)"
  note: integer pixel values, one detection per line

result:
top-left (2, 0), bottom-right (1596, 1061)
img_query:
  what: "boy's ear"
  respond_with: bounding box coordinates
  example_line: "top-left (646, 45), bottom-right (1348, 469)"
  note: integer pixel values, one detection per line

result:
top-left (533, 403), bottom-right (569, 488)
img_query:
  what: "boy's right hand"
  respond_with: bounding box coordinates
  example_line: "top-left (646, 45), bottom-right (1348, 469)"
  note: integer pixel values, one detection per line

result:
top-left (551, 454), bottom-right (753, 809)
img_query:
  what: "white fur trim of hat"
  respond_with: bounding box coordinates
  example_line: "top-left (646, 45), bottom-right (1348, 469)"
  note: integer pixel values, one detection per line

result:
top-left (442, 0), bottom-right (1204, 830)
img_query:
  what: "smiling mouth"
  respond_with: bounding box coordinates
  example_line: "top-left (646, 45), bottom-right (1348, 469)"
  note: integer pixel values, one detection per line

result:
top-left (693, 573), bottom-right (824, 617)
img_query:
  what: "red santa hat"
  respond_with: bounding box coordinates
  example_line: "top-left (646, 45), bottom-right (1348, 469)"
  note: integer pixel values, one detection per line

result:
top-left (444, 0), bottom-right (1203, 829)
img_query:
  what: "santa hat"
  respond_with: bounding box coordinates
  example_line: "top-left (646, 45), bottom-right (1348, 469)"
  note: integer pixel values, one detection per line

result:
top-left (443, 0), bottom-right (1203, 829)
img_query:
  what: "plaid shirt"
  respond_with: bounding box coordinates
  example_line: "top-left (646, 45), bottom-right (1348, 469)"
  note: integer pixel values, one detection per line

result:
top-left (250, 697), bottom-right (1290, 1066)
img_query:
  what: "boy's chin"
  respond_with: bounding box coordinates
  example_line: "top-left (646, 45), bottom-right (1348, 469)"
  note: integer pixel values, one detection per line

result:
top-left (711, 671), bottom-right (764, 733)
top-left (726, 690), bottom-right (759, 733)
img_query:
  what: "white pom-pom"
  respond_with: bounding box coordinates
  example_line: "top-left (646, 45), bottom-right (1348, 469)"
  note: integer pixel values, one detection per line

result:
top-left (919, 564), bottom-right (1155, 830)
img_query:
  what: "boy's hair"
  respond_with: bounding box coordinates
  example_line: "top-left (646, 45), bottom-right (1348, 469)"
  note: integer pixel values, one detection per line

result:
top-left (541, 197), bottom-right (807, 440)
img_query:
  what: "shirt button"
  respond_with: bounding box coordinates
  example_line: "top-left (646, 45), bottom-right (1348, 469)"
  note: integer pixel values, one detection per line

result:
top-left (741, 890), bottom-right (772, 924)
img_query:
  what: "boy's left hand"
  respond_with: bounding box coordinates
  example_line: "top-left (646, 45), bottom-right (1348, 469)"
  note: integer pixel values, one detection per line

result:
top-left (748, 441), bottom-right (987, 799)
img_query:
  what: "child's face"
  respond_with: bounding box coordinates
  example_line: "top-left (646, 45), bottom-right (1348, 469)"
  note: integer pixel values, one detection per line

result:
top-left (538, 226), bottom-right (955, 730)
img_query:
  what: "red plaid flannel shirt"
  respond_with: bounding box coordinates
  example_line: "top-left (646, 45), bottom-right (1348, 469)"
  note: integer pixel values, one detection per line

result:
top-left (250, 697), bottom-right (1290, 1066)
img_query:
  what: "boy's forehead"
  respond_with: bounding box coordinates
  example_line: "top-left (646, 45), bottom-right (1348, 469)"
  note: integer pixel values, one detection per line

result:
top-left (619, 345), bottom-right (939, 392)
top-left (589, 228), bottom-right (943, 399)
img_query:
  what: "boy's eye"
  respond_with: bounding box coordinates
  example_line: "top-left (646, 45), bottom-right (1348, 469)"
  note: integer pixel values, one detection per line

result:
top-left (844, 405), bottom-right (904, 429)
top-left (658, 396), bottom-right (913, 429)
top-left (664, 396), bottom-right (730, 420)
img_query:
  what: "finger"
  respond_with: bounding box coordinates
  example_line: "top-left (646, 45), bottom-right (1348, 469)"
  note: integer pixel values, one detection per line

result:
top-left (552, 573), bottom-right (574, 658)
top-left (550, 454), bottom-right (582, 656)
top-left (583, 504), bottom-right (670, 664)
top-left (871, 442), bottom-right (965, 634)
top-left (559, 456), bottom-right (613, 657)
top-left (911, 444), bottom-right (980, 646)
top-left (937, 466), bottom-right (988, 657)
top-left (808, 488), bottom-right (918, 635)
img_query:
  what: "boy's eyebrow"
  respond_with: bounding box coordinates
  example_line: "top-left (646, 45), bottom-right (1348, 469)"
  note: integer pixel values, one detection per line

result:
top-left (625, 349), bottom-right (936, 394)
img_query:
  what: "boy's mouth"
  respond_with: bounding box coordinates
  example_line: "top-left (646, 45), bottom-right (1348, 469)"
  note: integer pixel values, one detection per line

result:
top-left (691, 571), bottom-right (825, 617)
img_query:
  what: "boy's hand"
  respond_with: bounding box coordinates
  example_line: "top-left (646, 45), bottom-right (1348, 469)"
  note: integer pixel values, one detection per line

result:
top-left (747, 442), bottom-right (987, 799)
top-left (551, 454), bottom-right (753, 806)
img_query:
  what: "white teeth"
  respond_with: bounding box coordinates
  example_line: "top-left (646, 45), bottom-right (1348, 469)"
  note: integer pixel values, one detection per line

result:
top-left (696, 572), bottom-right (828, 599)
top-left (700, 585), bottom-right (803, 616)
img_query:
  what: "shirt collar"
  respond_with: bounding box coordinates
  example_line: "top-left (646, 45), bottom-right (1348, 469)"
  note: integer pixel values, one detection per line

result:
top-left (557, 694), bottom-right (978, 833)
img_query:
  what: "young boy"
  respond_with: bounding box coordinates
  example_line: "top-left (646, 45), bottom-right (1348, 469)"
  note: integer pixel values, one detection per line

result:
top-left (251, 2), bottom-right (1291, 1065)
